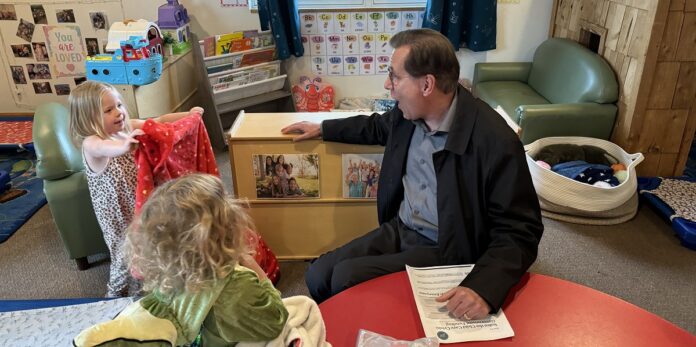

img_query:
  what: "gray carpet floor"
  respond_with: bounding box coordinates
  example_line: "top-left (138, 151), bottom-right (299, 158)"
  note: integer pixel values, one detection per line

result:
top-left (0, 151), bottom-right (694, 335)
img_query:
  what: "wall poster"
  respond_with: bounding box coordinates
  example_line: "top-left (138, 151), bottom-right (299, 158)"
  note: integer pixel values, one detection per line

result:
top-left (42, 25), bottom-right (86, 77)
top-left (301, 10), bottom-right (424, 76)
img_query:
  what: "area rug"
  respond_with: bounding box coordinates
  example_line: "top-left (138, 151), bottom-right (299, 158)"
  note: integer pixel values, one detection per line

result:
top-left (0, 149), bottom-right (46, 243)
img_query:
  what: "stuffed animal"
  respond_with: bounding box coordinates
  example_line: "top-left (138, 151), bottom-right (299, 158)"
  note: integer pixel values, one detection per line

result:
top-left (535, 144), bottom-right (618, 167)
top-left (291, 76), bottom-right (334, 112)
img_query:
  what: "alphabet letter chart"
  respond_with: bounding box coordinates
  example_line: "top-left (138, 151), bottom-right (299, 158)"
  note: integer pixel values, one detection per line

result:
top-left (300, 10), bottom-right (424, 76)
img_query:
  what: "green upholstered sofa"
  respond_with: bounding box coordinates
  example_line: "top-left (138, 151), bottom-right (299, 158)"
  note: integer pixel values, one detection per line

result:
top-left (33, 103), bottom-right (108, 270)
top-left (473, 38), bottom-right (619, 145)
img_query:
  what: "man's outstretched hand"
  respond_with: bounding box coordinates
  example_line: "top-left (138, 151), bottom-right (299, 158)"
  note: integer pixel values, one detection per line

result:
top-left (436, 286), bottom-right (491, 321)
top-left (281, 121), bottom-right (321, 142)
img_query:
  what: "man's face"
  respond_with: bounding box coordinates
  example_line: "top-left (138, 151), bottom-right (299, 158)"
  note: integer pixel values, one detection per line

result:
top-left (384, 46), bottom-right (424, 121)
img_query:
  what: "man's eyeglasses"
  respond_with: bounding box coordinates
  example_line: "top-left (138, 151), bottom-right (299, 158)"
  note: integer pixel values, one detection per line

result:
top-left (387, 66), bottom-right (395, 89)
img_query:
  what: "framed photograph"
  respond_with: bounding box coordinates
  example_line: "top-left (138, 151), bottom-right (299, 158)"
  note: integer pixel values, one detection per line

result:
top-left (30, 5), bottom-right (47, 24)
top-left (11, 44), bottom-right (32, 58)
top-left (32, 81), bottom-right (52, 94)
top-left (56, 9), bottom-right (76, 23)
top-left (10, 66), bottom-right (27, 84)
top-left (89, 12), bottom-right (107, 30)
top-left (26, 63), bottom-right (51, 80)
top-left (342, 153), bottom-right (383, 198)
top-left (85, 38), bottom-right (99, 56)
top-left (0, 4), bottom-right (17, 20)
top-left (55, 84), bottom-right (70, 95)
top-left (253, 153), bottom-right (320, 199)
top-left (16, 19), bottom-right (35, 43)
top-left (74, 76), bottom-right (87, 85)
top-left (32, 42), bottom-right (48, 61)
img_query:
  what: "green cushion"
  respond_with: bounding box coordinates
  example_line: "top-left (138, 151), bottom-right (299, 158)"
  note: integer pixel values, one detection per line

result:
top-left (474, 81), bottom-right (549, 123)
top-left (528, 38), bottom-right (618, 104)
top-left (33, 102), bottom-right (85, 181)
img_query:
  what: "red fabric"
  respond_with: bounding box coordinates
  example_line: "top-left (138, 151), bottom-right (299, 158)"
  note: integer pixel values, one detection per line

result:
top-left (134, 114), bottom-right (219, 213)
top-left (133, 115), bottom-right (280, 284)
top-left (246, 230), bottom-right (281, 285)
top-left (0, 120), bottom-right (32, 144)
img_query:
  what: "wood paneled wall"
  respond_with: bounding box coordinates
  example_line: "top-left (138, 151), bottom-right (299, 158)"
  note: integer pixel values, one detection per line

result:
top-left (639, 0), bottom-right (696, 175)
top-left (551, 0), bottom-right (696, 176)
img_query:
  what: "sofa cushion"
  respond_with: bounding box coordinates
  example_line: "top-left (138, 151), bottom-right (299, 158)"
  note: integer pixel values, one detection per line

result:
top-left (475, 81), bottom-right (549, 123)
top-left (528, 38), bottom-right (618, 104)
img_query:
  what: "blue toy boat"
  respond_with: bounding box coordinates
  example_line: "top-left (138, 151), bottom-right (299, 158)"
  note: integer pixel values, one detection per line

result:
top-left (86, 36), bottom-right (162, 85)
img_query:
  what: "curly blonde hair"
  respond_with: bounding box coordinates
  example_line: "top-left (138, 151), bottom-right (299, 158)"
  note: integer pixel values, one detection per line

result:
top-left (125, 174), bottom-right (252, 296)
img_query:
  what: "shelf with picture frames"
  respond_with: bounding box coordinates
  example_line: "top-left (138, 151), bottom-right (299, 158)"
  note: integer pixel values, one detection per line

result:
top-left (227, 111), bottom-right (385, 259)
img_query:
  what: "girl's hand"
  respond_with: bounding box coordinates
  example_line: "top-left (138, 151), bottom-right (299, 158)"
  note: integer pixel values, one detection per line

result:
top-left (129, 128), bottom-right (145, 139)
top-left (189, 106), bottom-right (204, 115)
top-left (124, 129), bottom-right (144, 151)
top-left (239, 253), bottom-right (268, 281)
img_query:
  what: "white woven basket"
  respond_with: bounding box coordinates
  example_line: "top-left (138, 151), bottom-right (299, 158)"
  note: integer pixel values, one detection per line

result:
top-left (525, 137), bottom-right (644, 212)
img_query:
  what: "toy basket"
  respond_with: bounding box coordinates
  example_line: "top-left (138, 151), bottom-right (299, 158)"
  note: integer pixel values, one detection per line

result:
top-left (525, 137), bottom-right (644, 212)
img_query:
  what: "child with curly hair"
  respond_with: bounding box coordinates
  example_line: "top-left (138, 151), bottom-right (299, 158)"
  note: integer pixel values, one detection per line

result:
top-left (124, 174), bottom-right (288, 345)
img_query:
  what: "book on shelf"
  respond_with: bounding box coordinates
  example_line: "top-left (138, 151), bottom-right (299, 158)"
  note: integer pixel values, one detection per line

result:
top-left (240, 47), bottom-right (276, 67)
top-left (243, 30), bottom-right (274, 49)
top-left (216, 32), bottom-right (243, 55)
top-left (231, 38), bottom-right (253, 53)
top-left (201, 36), bottom-right (216, 57)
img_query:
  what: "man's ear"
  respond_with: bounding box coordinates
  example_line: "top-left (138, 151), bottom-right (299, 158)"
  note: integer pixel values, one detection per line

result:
top-left (422, 74), bottom-right (436, 96)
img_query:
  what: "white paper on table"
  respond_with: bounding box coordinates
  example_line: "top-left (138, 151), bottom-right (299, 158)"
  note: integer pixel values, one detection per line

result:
top-left (406, 265), bottom-right (515, 344)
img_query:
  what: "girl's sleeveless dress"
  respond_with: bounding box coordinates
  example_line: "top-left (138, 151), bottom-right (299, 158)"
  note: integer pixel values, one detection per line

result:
top-left (84, 152), bottom-right (138, 297)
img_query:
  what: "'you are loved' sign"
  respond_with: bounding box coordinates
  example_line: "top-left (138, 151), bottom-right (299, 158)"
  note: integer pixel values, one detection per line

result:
top-left (43, 25), bottom-right (86, 77)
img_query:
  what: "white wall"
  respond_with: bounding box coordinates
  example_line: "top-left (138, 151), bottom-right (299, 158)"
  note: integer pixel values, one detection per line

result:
top-left (0, 0), bottom-right (552, 112)
top-left (285, 1), bottom-right (554, 100)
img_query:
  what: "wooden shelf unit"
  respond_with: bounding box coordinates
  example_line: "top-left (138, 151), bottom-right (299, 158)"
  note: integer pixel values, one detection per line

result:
top-left (192, 34), bottom-right (295, 150)
top-left (227, 111), bottom-right (384, 259)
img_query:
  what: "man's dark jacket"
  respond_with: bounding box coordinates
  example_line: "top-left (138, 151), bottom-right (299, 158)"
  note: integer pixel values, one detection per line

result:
top-left (322, 86), bottom-right (543, 311)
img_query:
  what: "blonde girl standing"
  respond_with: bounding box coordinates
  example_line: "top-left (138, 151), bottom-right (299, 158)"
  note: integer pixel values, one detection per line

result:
top-left (69, 80), bottom-right (202, 297)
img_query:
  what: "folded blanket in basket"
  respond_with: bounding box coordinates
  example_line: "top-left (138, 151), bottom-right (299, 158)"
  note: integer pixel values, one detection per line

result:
top-left (552, 161), bottom-right (619, 186)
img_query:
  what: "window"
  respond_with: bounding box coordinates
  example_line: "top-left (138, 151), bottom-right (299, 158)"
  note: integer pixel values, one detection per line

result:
top-left (248, 0), bottom-right (426, 10)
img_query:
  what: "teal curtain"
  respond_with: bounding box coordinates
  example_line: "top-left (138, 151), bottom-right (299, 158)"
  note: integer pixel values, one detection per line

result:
top-left (422, 0), bottom-right (497, 52)
top-left (258, 0), bottom-right (304, 59)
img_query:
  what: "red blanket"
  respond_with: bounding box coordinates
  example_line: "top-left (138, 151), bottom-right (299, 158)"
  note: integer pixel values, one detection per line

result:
top-left (134, 114), bottom-right (218, 213)
top-left (133, 115), bottom-right (280, 284)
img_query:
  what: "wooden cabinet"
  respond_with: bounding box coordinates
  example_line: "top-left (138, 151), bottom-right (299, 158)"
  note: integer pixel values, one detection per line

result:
top-left (119, 49), bottom-right (198, 119)
top-left (228, 112), bottom-right (383, 259)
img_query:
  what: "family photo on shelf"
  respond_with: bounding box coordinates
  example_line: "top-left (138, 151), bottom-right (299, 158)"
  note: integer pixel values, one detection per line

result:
top-left (342, 153), bottom-right (383, 199)
top-left (254, 154), bottom-right (320, 199)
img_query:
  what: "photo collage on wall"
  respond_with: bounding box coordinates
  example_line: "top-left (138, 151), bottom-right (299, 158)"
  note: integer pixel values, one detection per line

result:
top-left (1, 3), bottom-right (109, 96)
top-left (300, 10), bottom-right (424, 76)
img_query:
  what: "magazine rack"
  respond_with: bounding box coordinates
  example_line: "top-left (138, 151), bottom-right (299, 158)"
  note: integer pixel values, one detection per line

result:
top-left (193, 33), bottom-right (295, 149)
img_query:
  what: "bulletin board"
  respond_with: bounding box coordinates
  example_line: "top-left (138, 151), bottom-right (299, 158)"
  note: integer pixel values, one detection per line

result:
top-left (299, 9), bottom-right (424, 77)
top-left (0, 1), bottom-right (124, 108)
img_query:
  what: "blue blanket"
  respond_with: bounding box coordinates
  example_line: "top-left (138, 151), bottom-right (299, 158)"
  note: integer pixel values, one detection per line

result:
top-left (0, 150), bottom-right (46, 243)
top-left (638, 176), bottom-right (696, 250)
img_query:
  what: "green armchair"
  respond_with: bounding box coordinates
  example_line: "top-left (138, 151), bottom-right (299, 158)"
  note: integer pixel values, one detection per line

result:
top-left (33, 103), bottom-right (108, 270)
top-left (473, 38), bottom-right (619, 145)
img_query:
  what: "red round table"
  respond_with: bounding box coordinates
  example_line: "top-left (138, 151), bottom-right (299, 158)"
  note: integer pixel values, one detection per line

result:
top-left (318, 272), bottom-right (695, 346)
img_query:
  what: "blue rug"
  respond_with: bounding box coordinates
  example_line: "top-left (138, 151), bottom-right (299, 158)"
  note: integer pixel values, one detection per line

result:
top-left (0, 149), bottom-right (46, 243)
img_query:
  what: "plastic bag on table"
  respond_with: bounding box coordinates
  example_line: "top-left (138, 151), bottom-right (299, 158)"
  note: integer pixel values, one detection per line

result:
top-left (356, 329), bottom-right (439, 347)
